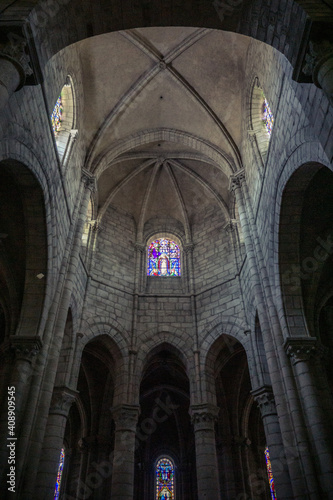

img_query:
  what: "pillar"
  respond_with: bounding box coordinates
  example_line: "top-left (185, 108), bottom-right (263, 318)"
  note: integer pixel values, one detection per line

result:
top-left (0, 337), bottom-right (41, 490)
top-left (285, 337), bottom-right (333, 495)
top-left (110, 404), bottom-right (140, 500)
top-left (229, 170), bottom-right (319, 498)
top-left (17, 169), bottom-right (96, 499)
top-left (252, 385), bottom-right (294, 498)
top-left (190, 403), bottom-right (221, 500)
top-left (35, 387), bottom-right (76, 499)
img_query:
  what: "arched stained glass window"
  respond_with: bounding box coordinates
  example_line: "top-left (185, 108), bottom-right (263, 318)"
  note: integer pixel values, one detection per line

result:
top-left (265, 446), bottom-right (277, 500)
top-left (147, 238), bottom-right (180, 277)
top-left (262, 97), bottom-right (274, 136)
top-left (156, 458), bottom-right (175, 500)
top-left (51, 96), bottom-right (63, 135)
top-left (53, 447), bottom-right (65, 500)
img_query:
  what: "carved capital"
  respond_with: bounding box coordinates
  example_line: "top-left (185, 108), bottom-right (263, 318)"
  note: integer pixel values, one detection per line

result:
top-left (223, 219), bottom-right (238, 233)
top-left (91, 220), bottom-right (103, 233)
top-left (111, 404), bottom-right (140, 432)
top-left (284, 337), bottom-right (326, 365)
top-left (134, 242), bottom-right (145, 254)
top-left (183, 243), bottom-right (195, 255)
top-left (251, 386), bottom-right (277, 418)
top-left (303, 41), bottom-right (333, 81)
top-left (247, 130), bottom-right (257, 144)
top-left (49, 387), bottom-right (78, 417)
top-left (229, 169), bottom-right (246, 194)
top-left (10, 336), bottom-right (42, 363)
top-left (70, 129), bottom-right (79, 141)
top-left (213, 0), bottom-right (243, 22)
top-left (81, 169), bottom-right (97, 193)
top-left (0, 36), bottom-right (33, 84)
top-left (190, 403), bottom-right (219, 431)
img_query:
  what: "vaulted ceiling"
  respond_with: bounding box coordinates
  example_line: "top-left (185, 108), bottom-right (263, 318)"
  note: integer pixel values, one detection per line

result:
top-left (70, 27), bottom-right (253, 237)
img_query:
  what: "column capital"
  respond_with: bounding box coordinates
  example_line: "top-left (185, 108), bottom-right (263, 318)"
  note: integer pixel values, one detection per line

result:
top-left (223, 219), bottom-right (238, 233)
top-left (284, 337), bottom-right (327, 365)
top-left (190, 403), bottom-right (219, 431)
top-left (134, 242), bottom-right (145, 254)
top-left (49, 386), bottom-right (78, 417)
top-left (0, 37), bottom-right (33, 86)
top-left (229, 169), bottom-right (246, 193)
top-left (183, 243), bottom-right (195, 254)
top-left (303, 40), bottom-right (333, 86)
top-left (91, 220), bottom-right (103, 233)
top-left (111, 404), bottom-right (140, 432)
top-left (251, 385), bottom-right (277, 417)
top-left (81, 168), bottom-right (97, 193)
top-left (9, 335), bottom-right (42, 362)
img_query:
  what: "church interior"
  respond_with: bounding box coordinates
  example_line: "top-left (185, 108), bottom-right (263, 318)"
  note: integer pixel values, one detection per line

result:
top-left (0, 1), bottom-right (332, 499)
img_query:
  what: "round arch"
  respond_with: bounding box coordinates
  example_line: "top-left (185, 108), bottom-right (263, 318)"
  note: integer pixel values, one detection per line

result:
top-left (0, 158), bottom-right (48, 340)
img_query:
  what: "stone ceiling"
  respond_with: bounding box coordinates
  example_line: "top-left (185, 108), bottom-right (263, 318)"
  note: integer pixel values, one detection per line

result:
top-left (70, 27), bottom-right (253, 238)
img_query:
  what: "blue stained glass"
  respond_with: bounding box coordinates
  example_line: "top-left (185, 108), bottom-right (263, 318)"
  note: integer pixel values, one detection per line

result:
top-left (51, 96), bottom-right (63, 134)
top-left (53, 448), bottom-right (65, 500)
top-left (265, 447), bottom-right (277, 500)
top-left (147, 238), bottom-right (181, 276)
top-left (156, 458), bottom-right (175, 500)
top-left (262, 98), bottom-right (274, 136)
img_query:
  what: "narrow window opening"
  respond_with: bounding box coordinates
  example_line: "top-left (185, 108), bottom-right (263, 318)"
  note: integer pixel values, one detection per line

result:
top-left (265, 446), bottom-right (277, 499)
top-left (53, 447), bottom-right (65, 500)
top-left (156, 457), bottom-right (175, 500)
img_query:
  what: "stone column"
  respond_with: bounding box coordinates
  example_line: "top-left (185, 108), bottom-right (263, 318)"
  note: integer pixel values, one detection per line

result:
top-left (229, 170), bottom-right (319, 498)
top-left (35, 387), bottom-right (77, 499)
top-left (17, 170), bottom-right (97, 499)
top-left (110, 404), bottom-right (140, 500)
top-left (190, 404), bottom-right (221, 500)
top-left (0, 337), bottom-right (41, 487)
top-left (0, 38), bottom-right (32, 111)
top-left (285, 337), bottom-right (333, 494)
top-left (252, 385), bottom-right (294, 499)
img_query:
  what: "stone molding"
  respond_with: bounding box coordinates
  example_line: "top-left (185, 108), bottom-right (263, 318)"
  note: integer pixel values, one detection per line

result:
top-left (229, 169), bottom-right (246, 193)
top-left (251, 385), bottom-right (277, 417)
top-left (190, 403), bottom-right (219, 431)
top-left (49, 386), bottom-right (78, 417)
top-left (111, 404), bottom-right (140, 432)
top-left (284, 337), bottom-right (326, 365)
top-left (9, 336), bottom-right (42, 363)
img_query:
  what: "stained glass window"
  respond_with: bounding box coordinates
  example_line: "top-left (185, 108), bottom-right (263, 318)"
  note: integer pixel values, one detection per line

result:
top-left (156, 458), bottom-right (175, 500)
top-left (51, 96), bottom-right (63, 134)
top-left (262, 97), bottom-right (274, 136)
top-left (147, 238), bottom-right (180, 277)
top-left (53, 447), bottom-right (65, 500)
top-left (265, 446), bottom-right (277, 500)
